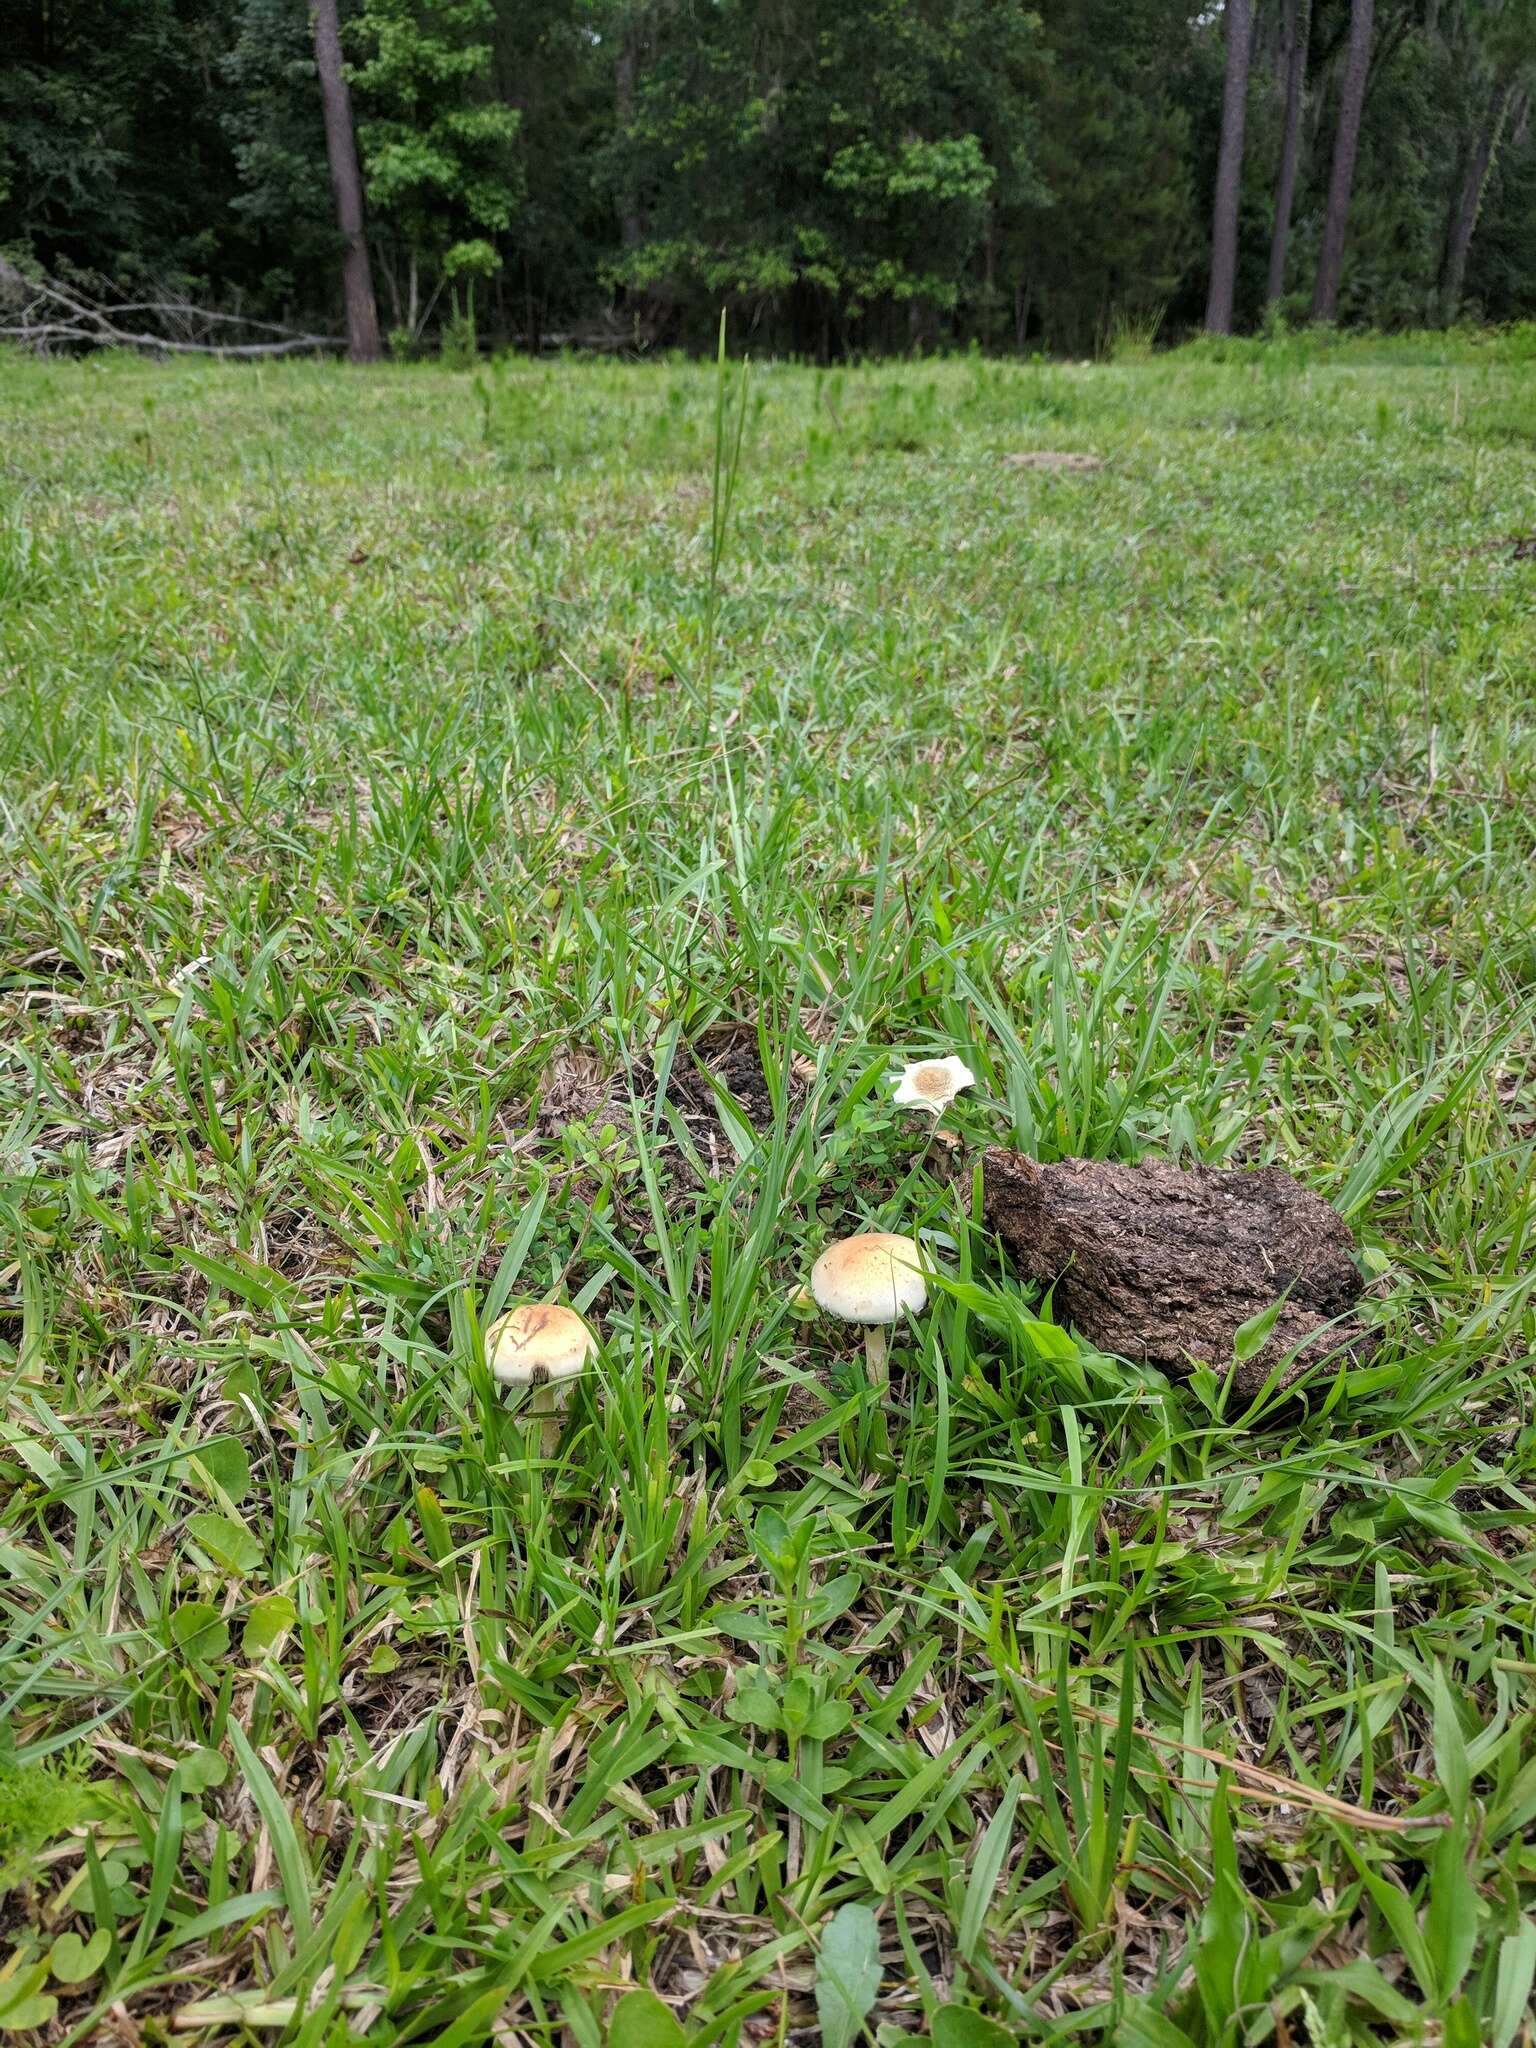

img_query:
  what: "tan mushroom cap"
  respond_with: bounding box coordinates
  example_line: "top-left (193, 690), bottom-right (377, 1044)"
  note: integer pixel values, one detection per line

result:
top-left (810, 1233), bottom-right (927, 1325)
top-left (486, 1302), bottom-right (597, 1386)
top-left (909, 1062), bottom-right (956, 1101)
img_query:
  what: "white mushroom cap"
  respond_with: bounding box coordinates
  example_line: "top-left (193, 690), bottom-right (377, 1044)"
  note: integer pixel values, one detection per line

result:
top-left (892, 1055), bottom-right (975, 1113)
top-left (486, 1303), bottom-right (597, 1387)
top-left (810, 1233), bottom-right (927, 1325)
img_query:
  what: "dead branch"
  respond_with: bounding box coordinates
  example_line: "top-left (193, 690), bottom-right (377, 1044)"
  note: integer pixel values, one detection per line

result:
top-left (0, 266), bottom-right (345, 358)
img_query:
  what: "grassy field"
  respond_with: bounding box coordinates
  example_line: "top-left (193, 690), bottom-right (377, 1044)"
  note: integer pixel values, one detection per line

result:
top-left (2, 333), bottom-right (1536, 2047)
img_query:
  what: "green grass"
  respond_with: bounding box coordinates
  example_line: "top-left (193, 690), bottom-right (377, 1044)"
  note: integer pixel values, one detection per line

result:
top-left (2, 334), bottom-right (1535, 2047)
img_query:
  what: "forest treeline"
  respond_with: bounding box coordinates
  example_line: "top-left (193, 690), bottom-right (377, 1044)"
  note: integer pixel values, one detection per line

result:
top-left (6, 0), bottom-right (1536, 358)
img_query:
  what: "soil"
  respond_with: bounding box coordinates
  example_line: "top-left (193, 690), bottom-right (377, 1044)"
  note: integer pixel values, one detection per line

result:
top-left (534, 1023), bottom-right (792, 1184)
top-left (1468, 532), bottom-right (1536, 560)
top-left (668, 1024), bottom-right (780, 1132)
top-left (982, 1149), bottom-right (1372, 1399)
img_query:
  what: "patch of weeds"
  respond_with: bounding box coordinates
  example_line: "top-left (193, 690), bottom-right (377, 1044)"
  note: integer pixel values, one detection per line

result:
top-left (0, 1729), bottom-right (84, 1894)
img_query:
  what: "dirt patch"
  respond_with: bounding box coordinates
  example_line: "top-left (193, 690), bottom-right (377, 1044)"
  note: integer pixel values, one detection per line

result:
top-left (1468, 532), bottom-right (1536, 560)
top-left (668, 1024), bottom-right (779, 1131)
top-left (534, 1024), bottom-right (798, 1181)
top-left (1002, 451), bottom-right (1104, 473)
top-left (983, 1149), bottom-right (1371, 1400)
top-left (535, 1044), bottom-right (617, 1133)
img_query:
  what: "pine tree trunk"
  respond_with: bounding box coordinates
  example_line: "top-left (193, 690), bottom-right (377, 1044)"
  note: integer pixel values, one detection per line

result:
top-left (1311, 0), bottom-right (1373, 322)
top-left (616, 28), bottom-right (642, 251)
top-left (1440, 76), bottom-right (1516, 322)
top-left (1206, 0), bottom-right (1254, 333)
top-left (310, 0), bottom-right (382, 363)
top-left (1266, 0), bottom-right (1311, 305)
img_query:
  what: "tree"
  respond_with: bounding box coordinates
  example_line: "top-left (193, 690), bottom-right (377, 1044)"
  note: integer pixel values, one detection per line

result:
top-left (1016, 0), bottom-right (1196, 353)
top-left (486, 0), bottom-right (614, 350)
top-left (310, 0), bottom-right (382, 361)
top-left (0, 61), bottom-right (130, 276)
top-left (1441, 74), bottom-right (1519, 315)
top-left (1461, 80), bottom-right (1536, 315)
top-left (1, 0), bottom-right (248, 296)
top-left (18, 0), bottom-right (1536, 352)
top-left (1435, 0), bottom-right (1536, 319)
top-left (614, 8), bottom-right (643, 255)
top-left (1266, 0), bottom-right (1312, 304)
top-left (348, 0), bottom-right (521, 345)
top-left (608, 0), bottom-right (1039, 353)
top-left (1311, 0), bottom-right (1374, 319)
top-left (1206, 0), bottom-right (1254, 331)
top-left (224, 0), bottom-right (337, 317)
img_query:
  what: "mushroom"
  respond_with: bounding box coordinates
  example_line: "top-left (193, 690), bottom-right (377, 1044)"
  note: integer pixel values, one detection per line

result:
top-left (810, 1233), bottom-right (928, 1428)
top-left (892, 1055), bottom-right (975, 1117)
top-left (486, 1302), bottom-right (597, 1456)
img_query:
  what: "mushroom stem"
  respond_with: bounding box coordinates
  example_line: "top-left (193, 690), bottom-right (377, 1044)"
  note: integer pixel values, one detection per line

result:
top-left (863, 1321), bottom-right (888, 1397)
top-left (914, 1114), bottom-right (941, 1176)
top-left (863, 1323), bottom-right (891, 1462)
top-left (527, 1381), bottom-right (565, 1459)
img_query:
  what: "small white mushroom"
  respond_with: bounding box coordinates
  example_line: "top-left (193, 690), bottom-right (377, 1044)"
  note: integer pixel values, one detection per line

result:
top-left (810, 1232), bottom-right (927, 1415)
top-left (892, 1055), bottom-right (975, 1116)
top-left (486, 1302), bottom-right (597, 1456)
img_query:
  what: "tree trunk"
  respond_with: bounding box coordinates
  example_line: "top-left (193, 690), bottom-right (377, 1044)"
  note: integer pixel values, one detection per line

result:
top-left (378, 249), bottom-right (401, 327)
top-left (616, 32), bottom-right (643, 252)
top-left (1440, 76), bottom-right (1517, 322)
top-left (1266, 0), bottom-right (1311, 305)
top-left (310, 0), bottom-right (382, 363)
top-left (1311, 0), bottom-right (1373, 322)
top-left (1206, 0), bottom-right (1254, 333)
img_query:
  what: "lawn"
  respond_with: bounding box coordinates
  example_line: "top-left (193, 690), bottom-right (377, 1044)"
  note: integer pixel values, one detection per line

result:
top-left (2, 334), bottom-right (1535, 2047)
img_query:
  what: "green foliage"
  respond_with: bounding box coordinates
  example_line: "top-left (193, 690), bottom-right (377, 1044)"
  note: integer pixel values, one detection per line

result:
top-left (611, 0), bottom-right (1040, 340)
top-left (348, 0), bottom-right (521, 335)
top-left (0, 1729), bottom-right (84, 1895)
top-left (10, 0), bottom-right (1536, 346)
top-left (606, 1988), bottom-right (684, 2046)
top-left (222, 0), bottom-right (337, 306)
top-left (1014, 0), bottom-right (1198, 353)
top-left (2, 0), bottom-right (243, 294)
top-left (0, 63), bottom-right (127, 258)
top-left (815, 1903), bottom-right (883, 2048)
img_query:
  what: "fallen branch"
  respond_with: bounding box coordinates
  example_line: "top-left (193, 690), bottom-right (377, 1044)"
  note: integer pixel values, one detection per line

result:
top-left (0, 265), bottom-right (344, 358)
top-left (0, 319), bottom-right (345, 357)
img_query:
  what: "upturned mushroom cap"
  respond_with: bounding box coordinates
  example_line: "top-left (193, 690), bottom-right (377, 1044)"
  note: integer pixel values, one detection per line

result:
top-left (892, 1055), bottom-right (976, 1112)
top-left (486, 1302), bottom-right (596, 1386)
top-left (810, 1233), bottom-right (927, 1325)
